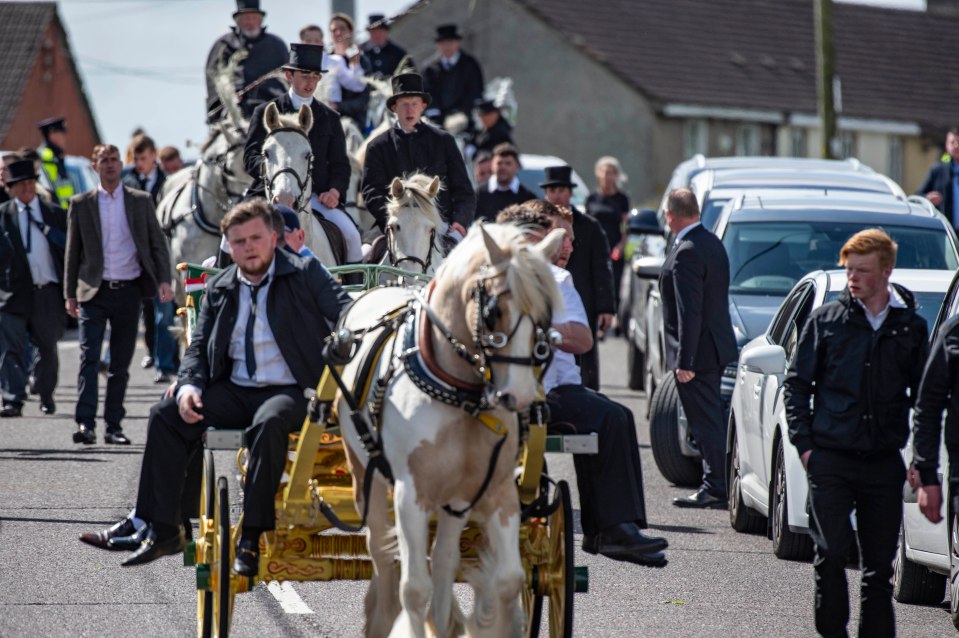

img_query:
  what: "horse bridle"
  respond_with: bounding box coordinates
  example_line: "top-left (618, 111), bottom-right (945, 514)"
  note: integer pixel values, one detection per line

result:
top-left (261, 126), bottom-right (314, 212)
top-left (385, 226), bottom-right (440, 274)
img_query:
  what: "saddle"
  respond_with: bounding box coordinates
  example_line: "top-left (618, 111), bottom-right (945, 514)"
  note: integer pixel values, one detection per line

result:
top-left (309, 208), bottom-right (348, 265)
top-left (364, 235), bottom-right (388, 265)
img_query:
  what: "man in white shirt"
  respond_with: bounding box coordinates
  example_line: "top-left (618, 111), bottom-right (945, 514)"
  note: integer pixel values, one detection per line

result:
top-left (497, 201), bottom-right (669, 567)
top-left (0, 159), bottom-right (66, 417)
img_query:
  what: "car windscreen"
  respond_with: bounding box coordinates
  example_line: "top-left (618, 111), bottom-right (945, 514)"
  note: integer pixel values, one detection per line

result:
top-left (723, 221), bottom-right (959, 295)
top-left (701, 198), bottom-right (731, 231)
top-left (825, 289), bottom-right (945, 330)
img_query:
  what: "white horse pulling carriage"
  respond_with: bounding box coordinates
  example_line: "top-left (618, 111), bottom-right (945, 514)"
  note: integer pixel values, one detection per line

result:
top-left (178, 191), bottom-right (596, 637)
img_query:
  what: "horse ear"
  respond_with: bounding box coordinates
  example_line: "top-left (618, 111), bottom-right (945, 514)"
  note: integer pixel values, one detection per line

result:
top-left (481, 225), bottom-right (509, 266)
top-left (390, 177), bottom-right (404, 200)
top-left (427, 176), bottom-right (441, 198)
top-left (264, 102), bottom-right (280, 132)
top-left (297, 104), bottom-right (314, 133)
top-left (534, 228), bottom-right (566, 262)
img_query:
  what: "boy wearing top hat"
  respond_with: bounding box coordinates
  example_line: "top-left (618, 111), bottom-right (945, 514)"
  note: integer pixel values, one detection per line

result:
top-left (361, 13), bottom-right (413, 78)
top-left (361, 72), bottom-right (475, 240)
top-left (422, 24), bottom-right (484, 128)
top-left (243, 43), bottom-right (361, 263)
top-left (205, 0), bottom-right (288, 122)
top-left (0, 159), bottom-right (67, 417)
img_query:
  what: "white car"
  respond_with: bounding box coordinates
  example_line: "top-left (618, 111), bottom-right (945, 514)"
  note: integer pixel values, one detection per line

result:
top-left (727, 268), bottom-right (953, 563)
top-left (896, 267), bottom-right (959, 626)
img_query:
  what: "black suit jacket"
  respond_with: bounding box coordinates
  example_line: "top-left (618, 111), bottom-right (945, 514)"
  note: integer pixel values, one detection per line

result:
top-left (566, 206), bottom-right (615, 328)
top-left (178, 248), bottom-right (352, 392)
top-left (0, 198), bottom-right (67, 315)
top-left (474, 183), bottom-right (537, 223)
top-left (362, 39), bottom-right (412, 77)
top-left (205, 27), bottom-right (288, 122)
top-left (361, 122), bottom-right (475, 230)
top-left (422, 51), bottom-right (484, 121)
top-left (659, 223), bottom-right (737, 372)
top-left (122, 170), bottom-right (167, 205)
top-left (917, 160), bottom-right (958, 225)
top-left (244, 94), bottom-right (351, 204)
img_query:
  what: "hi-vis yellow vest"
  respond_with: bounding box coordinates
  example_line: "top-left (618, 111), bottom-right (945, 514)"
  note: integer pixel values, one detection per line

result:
top-left (39, 146), bottom-right (74, 209)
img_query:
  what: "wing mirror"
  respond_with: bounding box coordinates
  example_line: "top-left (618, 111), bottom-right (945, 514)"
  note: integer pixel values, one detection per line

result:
top-left (632, 255), bottom-right (664, 279)
top-left (739, 345), bottom-right (787, 376)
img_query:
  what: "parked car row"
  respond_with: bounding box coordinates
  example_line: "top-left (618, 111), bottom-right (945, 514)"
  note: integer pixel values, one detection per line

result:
top-left (620, 154), bottom-right (959, 628)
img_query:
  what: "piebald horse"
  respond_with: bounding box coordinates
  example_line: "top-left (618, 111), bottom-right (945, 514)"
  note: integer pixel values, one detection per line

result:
top-left (382, 174), bottom-right (447, 276)
top-left (337, 223), bottom-right (564, 638)
top-left (259, 102), bottom-right (341, 265)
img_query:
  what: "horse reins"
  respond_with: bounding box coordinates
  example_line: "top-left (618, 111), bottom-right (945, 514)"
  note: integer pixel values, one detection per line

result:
top-left (385, 226), bottom-right (440, 274)
top-left (261, 126), bottom-right (314, 213)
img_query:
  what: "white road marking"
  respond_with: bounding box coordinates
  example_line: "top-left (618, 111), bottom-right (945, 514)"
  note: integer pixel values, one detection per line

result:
top-left (266, 581), bottom-right (314, 614)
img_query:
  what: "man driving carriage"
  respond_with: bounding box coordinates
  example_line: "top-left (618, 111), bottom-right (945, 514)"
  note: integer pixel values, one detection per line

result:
top-left (361, 72), bottom-right (475, 243)
top-left (243, 43), bottom-right (363, 264)
top-left (84, 200), bottom-right (351, 575)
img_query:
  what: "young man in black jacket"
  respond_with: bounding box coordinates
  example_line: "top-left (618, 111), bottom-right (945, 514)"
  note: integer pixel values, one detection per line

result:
top-left (784, 228), bottom-right (929, 638)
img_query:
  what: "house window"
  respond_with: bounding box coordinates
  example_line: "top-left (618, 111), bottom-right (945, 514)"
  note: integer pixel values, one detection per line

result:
top-left (736, 124), bottom-right (760, 156)
top-left (790, 128), bottom-right (808, 158)
top-left (888, 136), bottom-right (903, 184)
top-left (683, 120), bottom-right (708, 159)
top-left (839, 131), bottom-right (857, 159)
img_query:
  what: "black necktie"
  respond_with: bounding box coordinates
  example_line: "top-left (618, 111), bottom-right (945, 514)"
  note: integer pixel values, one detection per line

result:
top-left (22, 206), bottom-right (31, 253)
top-left (244, 277), bottom-right (269, 380)
top-left (138, 175), bottom-right (148, 191)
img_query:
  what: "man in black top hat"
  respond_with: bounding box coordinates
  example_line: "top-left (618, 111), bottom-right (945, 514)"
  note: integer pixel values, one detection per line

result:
top-left (361, 14), bottom-right (412, 78)
top-left (205, 0), bottom-right (289, 122)
top-left (0, 159), bottom-right (67, 418)
top-left (361, 72), bottom-right (475, 239)
top-left (470, 99), bottom-right (513, 155)
top-left (36, 117), bottom-right (75, 210)
top-left (542, 165), bottom-right (615, 391)
top-left (244, 43), bottom-right (359, 263)
top-left (422, 24), bottom-right (484, 129)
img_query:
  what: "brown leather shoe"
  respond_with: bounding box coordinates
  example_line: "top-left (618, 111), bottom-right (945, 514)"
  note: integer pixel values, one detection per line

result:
top-left (79, 517), bottom-right (136, 550)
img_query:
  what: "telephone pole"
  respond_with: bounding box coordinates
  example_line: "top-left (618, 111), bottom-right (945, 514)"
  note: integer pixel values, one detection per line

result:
top-left (814, 0), bottom-right (838, 159)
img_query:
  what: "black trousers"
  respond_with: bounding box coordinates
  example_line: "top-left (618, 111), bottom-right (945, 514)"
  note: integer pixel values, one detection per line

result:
top-left (135, 381), bottom-right (306, 530)
top-left (674, 369), bottom-right (727, 498)
top-left (546, 384), bottom-right (647, 535)
top-left (76, 285), bottom-right (141, 429)
top-left (0, 284), bottom-right (64, 406)
top-left (806, 448), bottom-right (905, 638)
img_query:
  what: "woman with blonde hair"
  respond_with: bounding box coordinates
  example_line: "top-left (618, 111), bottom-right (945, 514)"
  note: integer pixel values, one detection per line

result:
top-left (586, 156), bottom-right (630, 324)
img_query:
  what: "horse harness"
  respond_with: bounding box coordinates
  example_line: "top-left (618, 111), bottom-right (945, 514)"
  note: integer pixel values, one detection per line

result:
top-left (319, 272), bottom-right (556, 530)
top-left (261, 126), bottom-right (314, 214)
top-left (384, 225), bottom-right (444, 274)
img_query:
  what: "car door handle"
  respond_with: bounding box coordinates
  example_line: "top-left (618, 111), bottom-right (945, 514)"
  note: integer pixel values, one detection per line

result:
top-left (753, 381), bottom-right (762, 398)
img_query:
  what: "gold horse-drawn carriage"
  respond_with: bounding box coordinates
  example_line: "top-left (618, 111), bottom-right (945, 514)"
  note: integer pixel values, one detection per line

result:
top-left (176, 262), bottom-right (594, 638)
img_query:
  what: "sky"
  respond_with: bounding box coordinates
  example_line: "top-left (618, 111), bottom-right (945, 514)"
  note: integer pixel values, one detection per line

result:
top-left (52, 0), bottom-right (411, 159)
top-left (33, 0), bottom-right (928, 160)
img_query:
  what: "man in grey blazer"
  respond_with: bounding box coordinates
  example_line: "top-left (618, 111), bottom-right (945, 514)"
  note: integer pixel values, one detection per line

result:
top-left (64, 144), bottom-right (173, 445)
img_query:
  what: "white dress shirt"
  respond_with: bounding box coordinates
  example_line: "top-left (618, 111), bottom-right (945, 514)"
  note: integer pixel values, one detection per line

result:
top-left (135, 167), bottom-right (158, 194)
top-left (543, 265), bottom-right (588, 393)
top-left (323, 53), bottom-right (366, 104)
top-left (17, 196), bottom-right (59, 286)
top-left (289, 88), bottom-right (314, 110)
top-left (228, 259), bottom-right (297, 387)
top-left (441, 51), bottom-right (461, 69)
top-left (97, 184), bottom-right (141, 281)
top-left (487, 175), bottom-right (520, 194)
top-left (856, 285), bottom-right (907, 331)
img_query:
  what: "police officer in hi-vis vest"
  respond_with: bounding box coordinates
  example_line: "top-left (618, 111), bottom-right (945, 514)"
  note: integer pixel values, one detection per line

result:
top-left (36, 117), bottom-right (75, 210)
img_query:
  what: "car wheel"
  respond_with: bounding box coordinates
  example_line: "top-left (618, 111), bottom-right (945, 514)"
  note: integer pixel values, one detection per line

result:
top-left (649, 373), bottom-right (701, 487)
top-left (771, 440), bottom-right (813, 561)
top-left (627, 337), bottom-right (645, 391)
top-left (950, 509), bottom-right (959, 628)
top-left (893, 523), bottom-right (946, 605)
top-left (728, 427), bottom-right (766, 534)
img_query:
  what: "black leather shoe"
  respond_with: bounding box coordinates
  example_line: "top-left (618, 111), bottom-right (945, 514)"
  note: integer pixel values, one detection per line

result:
top-left (672, 488), bottom-right (727, 510)
top-left (73, 424), bottom-right (96, 444)
top-left (601, 549), bottom-right (668, 568)
top-left (0, 404), bottom-right (22, 417)
top-left (153, 370), bottom-right (170, 384)
top-left (104, 430), bottom-right (131, 445)
top-left (79, 517), bottom-right (136, 550)
top-left (582, 535), bottom-right (598, 555)
top-left (232, 539), bottom-right (260, 577)
top-left (594, 522), bottom-right (669, 556)
top-left (107, 523), bottom-right (150, 551)
top-left (121, 524), bottom-right (185, 567)
top-left (40, 399), bottom-right (55, 415)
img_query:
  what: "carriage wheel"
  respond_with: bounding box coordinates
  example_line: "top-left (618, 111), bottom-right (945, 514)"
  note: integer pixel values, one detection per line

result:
top-left (522, 570), bottom-right (544, 638)
top-left (546, 480), bottom-right (574, 638)
top-left (196, 451), bottom-right (215, 638)
top-left (212, 477), bottom-right (234, 637)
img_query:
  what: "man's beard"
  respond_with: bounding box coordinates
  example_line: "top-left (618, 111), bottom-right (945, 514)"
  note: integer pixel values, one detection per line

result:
top-left (239, 255), bottom-right (270, 279)
top-left (240, 27), bottom-right (262, 39)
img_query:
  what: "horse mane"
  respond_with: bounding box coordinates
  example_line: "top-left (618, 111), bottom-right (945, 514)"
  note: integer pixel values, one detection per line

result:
top-left (387, 173), bottom-right (445, 230)
top-left (437, 223), bottom-right (563, 325)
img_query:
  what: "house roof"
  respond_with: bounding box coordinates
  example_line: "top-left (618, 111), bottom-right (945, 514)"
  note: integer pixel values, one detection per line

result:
top-left (514, 0), bottom-right (958, 131)
top-left (0, 2), bottom-right (57, 140)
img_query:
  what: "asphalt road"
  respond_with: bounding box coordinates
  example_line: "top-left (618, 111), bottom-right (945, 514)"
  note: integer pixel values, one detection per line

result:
top-left (0, 331), bottom-right (955, 637)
